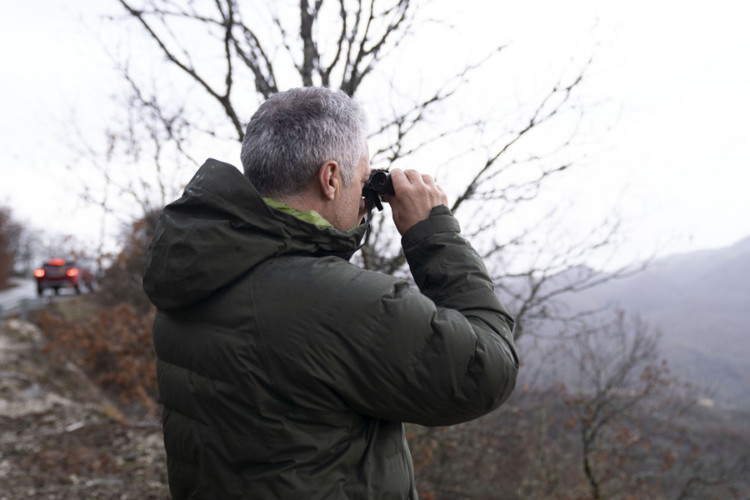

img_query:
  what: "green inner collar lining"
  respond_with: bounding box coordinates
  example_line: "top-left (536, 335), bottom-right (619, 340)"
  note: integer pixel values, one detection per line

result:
top-left (263, 198), bottom-right (334, 228)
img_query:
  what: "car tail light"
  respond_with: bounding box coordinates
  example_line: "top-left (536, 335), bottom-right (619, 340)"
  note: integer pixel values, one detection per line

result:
top-left (34, 268), bottom-right (45, 278)
top-left (49, 258), bottom-right (66, 266)
top-left (66, 268), bottom-right (79, 277)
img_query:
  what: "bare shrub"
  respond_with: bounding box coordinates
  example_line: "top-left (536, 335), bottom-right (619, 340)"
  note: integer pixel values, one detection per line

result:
top-left (36, 304), bottom-right (158, 414)
top-left (0, 205), bottom-right (23, 288)
top-left (96, 209), bottom-right (161, 314)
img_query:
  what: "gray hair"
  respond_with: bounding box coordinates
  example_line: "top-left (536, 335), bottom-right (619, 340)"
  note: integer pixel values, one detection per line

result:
top-left (240, 87), bottom-right (368, 197)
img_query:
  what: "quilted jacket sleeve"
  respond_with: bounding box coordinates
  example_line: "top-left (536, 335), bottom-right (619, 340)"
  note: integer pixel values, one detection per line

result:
top-left (327, 206), bottom-right (518, 426)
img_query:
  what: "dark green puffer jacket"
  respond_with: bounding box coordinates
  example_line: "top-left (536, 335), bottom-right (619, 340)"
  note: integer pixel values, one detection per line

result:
top-left (143, 158), bottom-right (518, 499)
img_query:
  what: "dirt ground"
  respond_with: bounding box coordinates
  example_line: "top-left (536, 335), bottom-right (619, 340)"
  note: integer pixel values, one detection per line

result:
top-left (0, 318), bottom-right (169, 499)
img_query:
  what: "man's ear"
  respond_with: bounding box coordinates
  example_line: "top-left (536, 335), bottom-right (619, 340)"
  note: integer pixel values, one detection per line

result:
top-left (317, 160), bottom-right (340, 201)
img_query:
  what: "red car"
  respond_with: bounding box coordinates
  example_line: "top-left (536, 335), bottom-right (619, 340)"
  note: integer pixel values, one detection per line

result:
top-left (33, 259), bottom-right (95, 296)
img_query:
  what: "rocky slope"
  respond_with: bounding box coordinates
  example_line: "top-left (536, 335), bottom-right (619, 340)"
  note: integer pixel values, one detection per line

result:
top-left (0, 318), bottom-right (169, 499)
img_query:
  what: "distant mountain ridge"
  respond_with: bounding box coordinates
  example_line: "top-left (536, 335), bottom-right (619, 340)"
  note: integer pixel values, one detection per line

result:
top-left (550, 235), bottom-right (750, 409)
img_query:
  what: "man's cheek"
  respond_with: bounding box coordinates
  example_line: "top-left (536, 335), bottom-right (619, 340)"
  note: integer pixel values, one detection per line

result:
top-left (357, 198), bottom-right (368, 225)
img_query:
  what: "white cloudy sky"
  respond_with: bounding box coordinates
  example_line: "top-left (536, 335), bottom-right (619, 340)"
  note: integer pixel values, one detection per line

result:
top-left (1, 0), bottom-right (749, 264)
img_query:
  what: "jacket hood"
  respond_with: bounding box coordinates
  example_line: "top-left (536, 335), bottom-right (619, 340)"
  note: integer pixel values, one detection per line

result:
top-left (143, 158), bottom-right (367, 310)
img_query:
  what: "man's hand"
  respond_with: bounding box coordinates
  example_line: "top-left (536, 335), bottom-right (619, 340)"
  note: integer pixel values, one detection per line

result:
top-left (386, 169), bottom-right (448, 236)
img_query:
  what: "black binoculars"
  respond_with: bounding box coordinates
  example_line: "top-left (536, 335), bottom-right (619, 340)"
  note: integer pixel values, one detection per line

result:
top-left (362, 169), bottom-right (394, 212)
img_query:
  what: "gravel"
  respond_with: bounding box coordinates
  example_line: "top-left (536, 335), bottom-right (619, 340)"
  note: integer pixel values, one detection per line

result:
top-left (0, 319), bottom-right (169, 499)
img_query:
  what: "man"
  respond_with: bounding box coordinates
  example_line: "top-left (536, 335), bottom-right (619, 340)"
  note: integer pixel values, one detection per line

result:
top-left (143, 87), bottom-right (518, 499)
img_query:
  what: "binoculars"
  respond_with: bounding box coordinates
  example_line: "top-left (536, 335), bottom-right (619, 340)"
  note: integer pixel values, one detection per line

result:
top-left (362, 169), bottom-right (394, 212)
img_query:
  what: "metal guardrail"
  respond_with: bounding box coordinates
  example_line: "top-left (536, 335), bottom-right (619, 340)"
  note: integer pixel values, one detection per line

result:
top-left (0, 297), bottom-right (48, 322)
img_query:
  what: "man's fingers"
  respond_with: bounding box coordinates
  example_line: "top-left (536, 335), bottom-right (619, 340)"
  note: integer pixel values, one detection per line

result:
top-left (393, 169), bottom-right (435, 188)
top-left (388, 168), bottom-right (406, 191)
top-left (403, 169), bottom-right (423, 184)
top-left (385, 168), bottom-right (448, 235)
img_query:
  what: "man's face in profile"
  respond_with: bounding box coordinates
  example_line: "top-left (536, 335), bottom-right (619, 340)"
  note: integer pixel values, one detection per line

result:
top-left (329, 148), bottom-right (371, 231)
top-left (345, 155), bottom-right (372, 230)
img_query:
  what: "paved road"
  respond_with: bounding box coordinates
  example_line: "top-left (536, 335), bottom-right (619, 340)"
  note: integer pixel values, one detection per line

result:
top-left (0, 278), bottom-right (36, 302)
top-left (0, 278), bottom-right (60, 319)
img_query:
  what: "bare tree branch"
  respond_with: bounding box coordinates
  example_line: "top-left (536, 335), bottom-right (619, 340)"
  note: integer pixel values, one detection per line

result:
top-left (451, 58), bottom-right (592, 214)
top-left (117, 0), bottom-right (246, 139)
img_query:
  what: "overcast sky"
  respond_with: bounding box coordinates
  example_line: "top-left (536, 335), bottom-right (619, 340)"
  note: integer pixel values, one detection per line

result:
top-left (1, 0), bottom-right (749, 265)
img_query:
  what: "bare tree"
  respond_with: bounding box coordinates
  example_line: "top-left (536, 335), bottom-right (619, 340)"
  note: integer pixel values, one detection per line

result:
top-left (0, 206), bottom-right (23, 288)
top-left (75, 0), bottom-right (639, 343)
top-left (561, 311), bottom-right (686, 499)
top-left (96, 208), bottom-right (163, 315)
top-left (675, 452), bottom-right (750, 500)
top-left (406, 311), bottom-right (673, 499)
top-left (406, 310), bottom-right (750, 499)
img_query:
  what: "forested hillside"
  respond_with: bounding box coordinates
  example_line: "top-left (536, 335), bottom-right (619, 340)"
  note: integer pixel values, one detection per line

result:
top-left (550, 235), bottom-right (750, 410)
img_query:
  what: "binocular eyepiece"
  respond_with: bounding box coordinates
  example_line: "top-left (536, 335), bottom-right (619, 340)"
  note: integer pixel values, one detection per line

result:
top-left (362, 169), bottom-right (394, 212)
